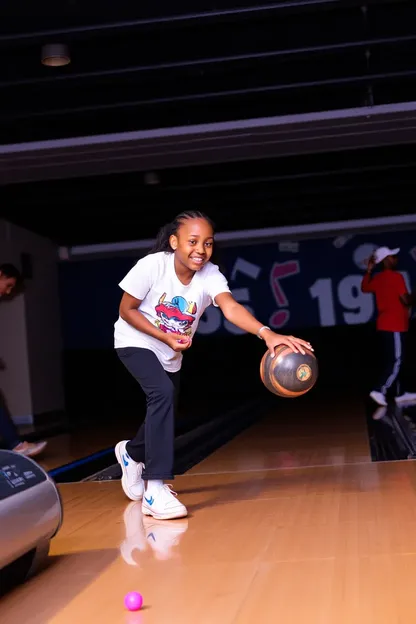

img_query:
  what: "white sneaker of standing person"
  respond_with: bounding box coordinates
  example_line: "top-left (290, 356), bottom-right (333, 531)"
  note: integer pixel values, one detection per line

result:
top-left (369, 391), bottom-right (387, 407)
top-left (115, 440), bottom-right (145, 501)
top-left (142, 482), bottom-right (187, 520)
top-left (395, 392), bottom-right (416, 404)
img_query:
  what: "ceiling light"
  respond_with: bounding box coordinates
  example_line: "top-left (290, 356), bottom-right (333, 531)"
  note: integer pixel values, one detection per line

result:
top-left (41, 44), bottom-right (70, 67)
top-left (144, 172), bottom-right (160, 185)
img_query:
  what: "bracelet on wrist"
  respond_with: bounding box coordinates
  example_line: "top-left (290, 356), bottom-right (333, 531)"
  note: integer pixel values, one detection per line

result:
top-left (257, 326), bottom-right (270, 340)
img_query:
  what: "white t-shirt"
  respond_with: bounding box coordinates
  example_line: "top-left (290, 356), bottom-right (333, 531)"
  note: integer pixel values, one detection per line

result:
top-left (114, 251), bottom-right (231, 372)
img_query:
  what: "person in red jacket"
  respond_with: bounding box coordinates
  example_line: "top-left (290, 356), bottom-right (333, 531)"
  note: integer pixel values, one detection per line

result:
top-left (361, 246), bottom-right (416, 406)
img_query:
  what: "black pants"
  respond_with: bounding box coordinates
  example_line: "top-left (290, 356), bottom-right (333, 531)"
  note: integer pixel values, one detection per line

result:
top-left (116, 347), bottom-right (180, 480)
top-left (375, 330), bottom-right (409, 397)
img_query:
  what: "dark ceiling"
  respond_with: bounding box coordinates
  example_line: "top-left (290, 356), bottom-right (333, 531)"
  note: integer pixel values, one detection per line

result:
top-left (1, 0), bottom-right (416, 246)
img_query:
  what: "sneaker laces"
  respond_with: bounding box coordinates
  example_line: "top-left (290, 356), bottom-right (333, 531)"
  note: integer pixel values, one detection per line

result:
top-left (132, 462), bottom-right (144, 481)
top-left (163, 484), bottom-right (177, 497)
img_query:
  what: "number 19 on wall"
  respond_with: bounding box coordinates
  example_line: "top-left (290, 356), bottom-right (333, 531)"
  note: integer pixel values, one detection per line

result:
top-left (309, 275), bottom-right (374, 326)
top-left (309, 271), bottom-right (411, 327)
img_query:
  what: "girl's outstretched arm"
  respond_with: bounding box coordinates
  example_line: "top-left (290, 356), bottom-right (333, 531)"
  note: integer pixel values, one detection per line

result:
top-left (215, 292), bottom-right (313, 356)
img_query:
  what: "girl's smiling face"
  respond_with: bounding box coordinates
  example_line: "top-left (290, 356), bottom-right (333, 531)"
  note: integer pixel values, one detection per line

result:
top-left (170, 217), bottom-right (214, 272)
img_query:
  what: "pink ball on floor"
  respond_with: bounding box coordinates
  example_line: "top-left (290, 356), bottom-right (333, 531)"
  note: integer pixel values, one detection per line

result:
top-left (124, 591), bottom-right (143, 611)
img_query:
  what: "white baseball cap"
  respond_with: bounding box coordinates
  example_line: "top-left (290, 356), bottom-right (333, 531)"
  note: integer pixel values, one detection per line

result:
top-left (373, 246), bottom-right (400, 264)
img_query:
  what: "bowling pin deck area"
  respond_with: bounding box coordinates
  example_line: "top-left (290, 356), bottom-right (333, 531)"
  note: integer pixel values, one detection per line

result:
top-left (3, 395), bottom-right (416, 623)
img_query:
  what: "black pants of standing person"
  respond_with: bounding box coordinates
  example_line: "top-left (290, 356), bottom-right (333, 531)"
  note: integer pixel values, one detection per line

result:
top-left (374, 330), bottom-right (410, 397)
top-left (116, 347), bottom-right (180, 480)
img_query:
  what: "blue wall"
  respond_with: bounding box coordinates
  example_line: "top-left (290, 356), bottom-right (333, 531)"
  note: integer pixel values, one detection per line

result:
top-left (59, 230), bottom-right (416, 349)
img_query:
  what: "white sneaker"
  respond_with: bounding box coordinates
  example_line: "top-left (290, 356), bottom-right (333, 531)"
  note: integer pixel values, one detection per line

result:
top-left (370, 391), bottom-right (387, 406)
top-left (13, 441), bottom-right (47, 457)
top-left (395, 392), bottom-right (416, 404)
top-left (142, 484), bottom-right (188, 520)
top-left (115, 440), bottom-right (145, 501)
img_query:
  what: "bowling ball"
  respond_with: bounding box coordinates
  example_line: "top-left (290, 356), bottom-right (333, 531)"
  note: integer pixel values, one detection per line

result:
top-left (124, 591), bottom-right (143, 611)
top-left (260, 344), bottom-right (318, 398)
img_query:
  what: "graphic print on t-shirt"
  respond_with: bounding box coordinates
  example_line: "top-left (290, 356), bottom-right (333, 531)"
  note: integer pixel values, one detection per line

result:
top-left (155, 293), bottom-right (197, 336)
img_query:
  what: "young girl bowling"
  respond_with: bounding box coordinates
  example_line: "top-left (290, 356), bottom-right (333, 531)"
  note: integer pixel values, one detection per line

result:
top-left (114, 211), bottom-right (312, 520)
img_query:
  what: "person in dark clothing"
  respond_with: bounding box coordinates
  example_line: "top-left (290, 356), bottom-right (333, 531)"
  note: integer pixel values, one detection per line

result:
top-left (0, 263), bottom-right (47, 457)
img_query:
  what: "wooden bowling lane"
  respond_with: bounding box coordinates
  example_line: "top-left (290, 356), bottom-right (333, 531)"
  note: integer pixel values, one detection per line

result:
top-left (188, 394), bottom-right (372, 475)
top-left (3, 398), bottom-right (416, 622)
